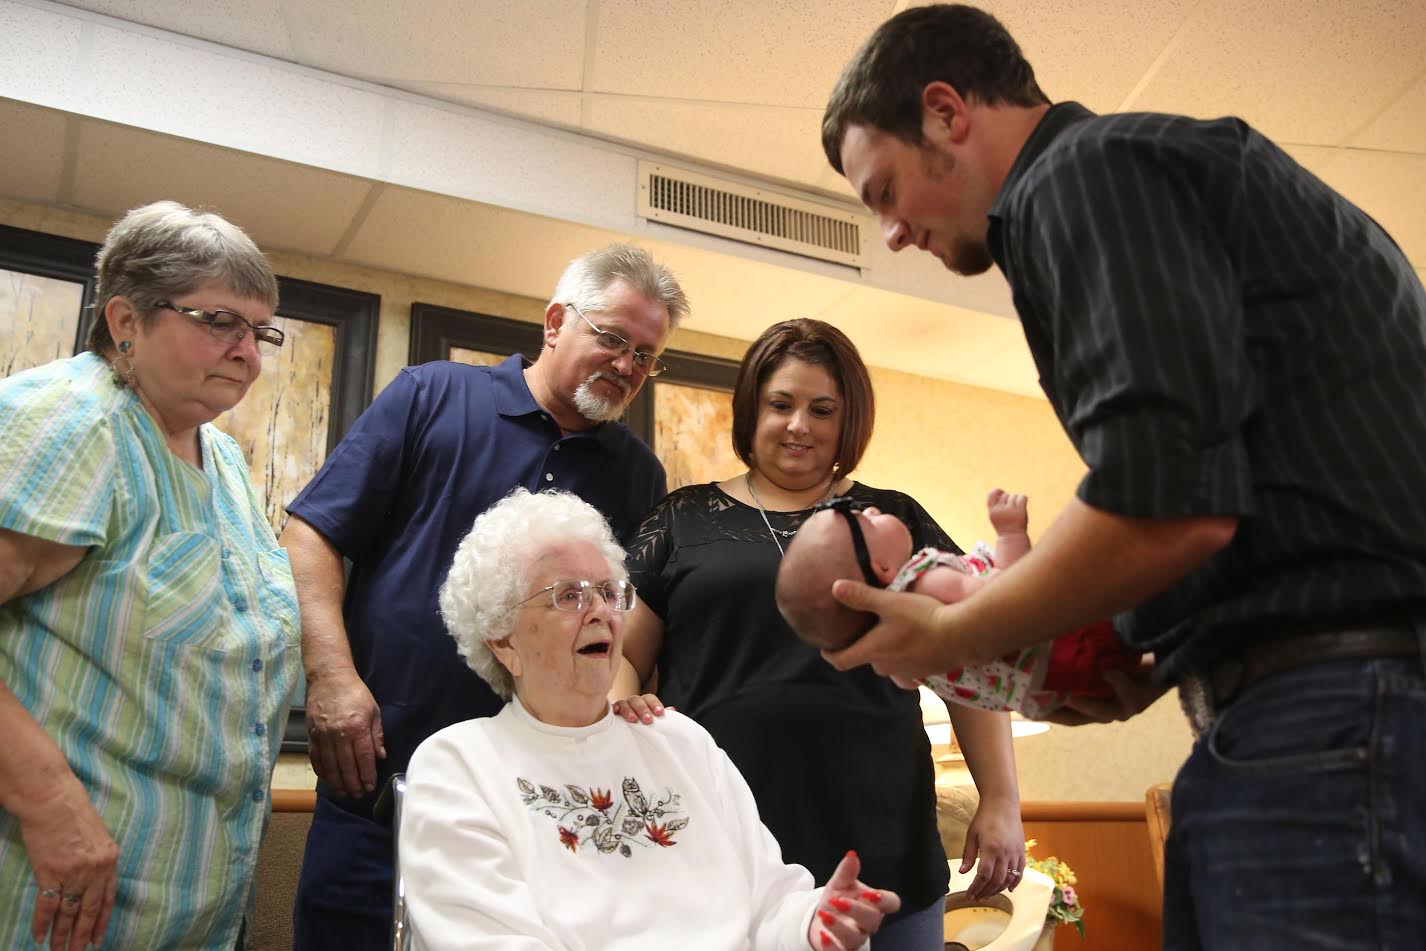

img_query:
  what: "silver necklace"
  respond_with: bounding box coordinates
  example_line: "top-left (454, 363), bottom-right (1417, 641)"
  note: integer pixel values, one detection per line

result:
top-left (745, 472), bottom-right (835, 556)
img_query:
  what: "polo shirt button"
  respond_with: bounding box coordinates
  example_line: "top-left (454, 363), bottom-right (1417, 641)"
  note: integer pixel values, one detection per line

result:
top-left (540, 414), bottom-right (548, 422)
top-left (545, 472), bottom-right (553, 482)
top-left (254, 723), bottom-right (266, 737)
top-left (250, 789), bottom-right (264, 803)
top-left (251, 658), bottom-right (263, 672)
top-left (233, 598), bottom-right (248, 613)
top-left (553, 445), bottom-right (560, 452)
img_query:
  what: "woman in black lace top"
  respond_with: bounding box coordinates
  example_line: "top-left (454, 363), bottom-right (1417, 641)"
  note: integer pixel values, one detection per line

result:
top-left (613, 319), bottom-right (1024, 949)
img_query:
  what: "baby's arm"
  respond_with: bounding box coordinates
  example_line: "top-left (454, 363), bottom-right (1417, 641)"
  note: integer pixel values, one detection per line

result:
top-left (908, 565), bottom-right (991, 604)
top-left (986, 489), bottom-right (1030, 568)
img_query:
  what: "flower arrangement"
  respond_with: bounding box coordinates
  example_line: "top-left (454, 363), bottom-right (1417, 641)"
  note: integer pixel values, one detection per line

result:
top-left (1025, 839), bottom-right (1085, 938)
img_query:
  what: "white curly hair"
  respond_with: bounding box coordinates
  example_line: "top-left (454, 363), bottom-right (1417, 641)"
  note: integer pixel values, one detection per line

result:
top-left (438, 487), bottom-right (629, 700)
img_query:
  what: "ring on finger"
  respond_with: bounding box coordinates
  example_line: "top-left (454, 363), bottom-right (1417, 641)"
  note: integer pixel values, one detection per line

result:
top-left (39, 887), bottom-right (61, 899)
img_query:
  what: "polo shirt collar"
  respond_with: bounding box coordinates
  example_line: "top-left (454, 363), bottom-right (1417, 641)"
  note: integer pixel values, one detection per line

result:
top-left (492, 352), bottom-right (627, 448)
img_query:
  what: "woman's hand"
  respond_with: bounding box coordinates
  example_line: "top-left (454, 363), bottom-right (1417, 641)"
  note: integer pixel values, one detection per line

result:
top-left (808, 850), bottom-right (901, 950)
top-left (610, 692), bottom-right (670, 725)
top-left (958, 795), bottom-right (1026, 900)
top-left (21, 776), bottom-right (119, 951)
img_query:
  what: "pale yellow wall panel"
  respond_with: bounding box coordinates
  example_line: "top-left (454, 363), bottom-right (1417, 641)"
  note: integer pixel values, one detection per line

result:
top-left (214, 316), bottom-right (336, 534)
top-left (654, 382), bottom-right (740, 492)
top-left (0, 268), bottom-right (83, 378)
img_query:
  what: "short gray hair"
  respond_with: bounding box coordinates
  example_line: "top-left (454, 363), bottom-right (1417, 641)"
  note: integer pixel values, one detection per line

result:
top-left (550, 243), bottom-right (689, 330)
top-left (438, 488), bottom-right (629, 700)
top-left (87, 200), bottom-right (279, 352)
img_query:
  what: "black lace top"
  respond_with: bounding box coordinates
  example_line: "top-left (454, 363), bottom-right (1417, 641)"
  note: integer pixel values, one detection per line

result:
top-left (627, 481), bottom-right (961, 914)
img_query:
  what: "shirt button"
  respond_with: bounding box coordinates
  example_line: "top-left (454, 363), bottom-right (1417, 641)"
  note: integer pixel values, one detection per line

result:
top-left (250, 789), bottom-right (264, 803)
top-left (540, 414), bottom-right (548, 422)
top-left (233, 598), bottom-right (248, 613)
top-left (221, 547), bottom-right (231, 560)
top-left (545, 472), bottom-right (554, 482)
top-left (254, 723), bottom-right (266, 737)
top-left (251, 658), bottom-right (263, 673)
top-left (553, 445), bottom-right (560, 452)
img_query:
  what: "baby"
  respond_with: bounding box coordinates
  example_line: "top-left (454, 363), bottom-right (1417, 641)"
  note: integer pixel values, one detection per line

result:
top-left (775, 490), bottom-right (1140, 718)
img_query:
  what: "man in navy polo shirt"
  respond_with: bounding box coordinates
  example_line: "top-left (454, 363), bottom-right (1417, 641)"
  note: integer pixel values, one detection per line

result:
top-left (283, 244), bottom-right (688, 950)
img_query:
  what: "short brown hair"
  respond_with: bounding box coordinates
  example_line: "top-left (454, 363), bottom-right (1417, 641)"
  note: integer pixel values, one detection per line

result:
top-left (730, 318), bottom-right (874, 476)
top-left (87, 200), bottom-right (279, 353)
top-left (822, 4), bottom-right (1050, 174)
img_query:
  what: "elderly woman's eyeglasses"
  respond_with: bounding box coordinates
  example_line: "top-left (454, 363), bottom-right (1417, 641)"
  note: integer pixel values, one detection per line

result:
top-left (811, 496), bottom-right (886, 589)
top-left (157, 301), bottom-right (286, 352)
top-left (566, 303), bottom-right (667, 377)
top-left (515, 578), bottom-right (637, 613)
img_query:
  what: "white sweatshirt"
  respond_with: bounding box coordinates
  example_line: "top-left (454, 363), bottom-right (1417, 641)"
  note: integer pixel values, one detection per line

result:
top-left (401, 699), bottom-right (824, 951)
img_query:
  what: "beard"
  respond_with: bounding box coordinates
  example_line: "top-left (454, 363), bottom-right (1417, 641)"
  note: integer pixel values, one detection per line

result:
top-left (920, 144), bottom-right (993, 276)
top-left (573, 371), bottom-right (631, 422)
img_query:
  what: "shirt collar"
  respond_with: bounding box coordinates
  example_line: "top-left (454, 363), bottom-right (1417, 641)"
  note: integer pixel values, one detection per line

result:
top-left (493, 351), bottom-right (629, 448)
top-left (987, 100), bottom-right (1096, 222)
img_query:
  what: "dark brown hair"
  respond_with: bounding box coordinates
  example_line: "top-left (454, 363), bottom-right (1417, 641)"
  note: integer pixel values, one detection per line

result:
top-left (731, 318), bottom-right (874, 476)
top-left (822, 4), bottom-right (1049, 173)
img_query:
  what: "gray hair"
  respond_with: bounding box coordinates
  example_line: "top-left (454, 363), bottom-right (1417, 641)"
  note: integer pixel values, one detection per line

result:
top-left (87, 200), bottom-right (280, 352)
top-left (438, 488), bottom-right (629, 700)
top-left (550, 243), bottom-right (689, 330)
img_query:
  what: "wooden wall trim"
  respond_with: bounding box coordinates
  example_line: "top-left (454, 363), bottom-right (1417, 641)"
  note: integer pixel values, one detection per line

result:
top-left (272, 788), bottom-right (317, 813)
top-left (1021, 801), bottom-right (1145, 822)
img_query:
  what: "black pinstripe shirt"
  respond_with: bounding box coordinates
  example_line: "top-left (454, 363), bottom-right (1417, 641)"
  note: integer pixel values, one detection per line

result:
top-left (988, 102), bottom-right (1426, 677)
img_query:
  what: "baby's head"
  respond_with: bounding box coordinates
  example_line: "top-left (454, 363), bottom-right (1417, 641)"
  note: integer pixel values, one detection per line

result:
top-left (775, 503), bottom-right (915, 651)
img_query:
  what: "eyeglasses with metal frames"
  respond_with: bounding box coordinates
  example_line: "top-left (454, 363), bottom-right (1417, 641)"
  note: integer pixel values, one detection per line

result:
top-left (156, 301), bottom-right (286, 351)
top-left (566, 303), bottom-right (666, 377)
top-left (513, 578), bottom-right (637, 613)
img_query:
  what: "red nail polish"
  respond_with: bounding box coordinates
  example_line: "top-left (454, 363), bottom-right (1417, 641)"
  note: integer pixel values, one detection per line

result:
top-left (820, 931), bottom-right (832, 949)
top-left (845, 849), bottom-right (858, 860)
top-left (830, 896), bottom-right (851, 912)
top-left (817, 910), bottom-right (835, 926)
top-left (860, 890), bottom-right (882, 903)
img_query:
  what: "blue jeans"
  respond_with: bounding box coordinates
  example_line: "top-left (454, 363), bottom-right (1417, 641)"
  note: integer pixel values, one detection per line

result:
top-left (1164, 648), bottom-right (1426, 950)
top-left (871, 895), bottom-right (946, 950)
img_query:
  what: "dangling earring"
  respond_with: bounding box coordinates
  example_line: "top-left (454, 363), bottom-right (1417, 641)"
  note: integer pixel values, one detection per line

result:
top-left (112, 340), bottom-right (137, 388)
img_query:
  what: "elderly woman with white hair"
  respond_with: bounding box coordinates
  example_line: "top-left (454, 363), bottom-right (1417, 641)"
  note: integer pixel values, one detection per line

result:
top-left (400, 487), bottom-right (901, 950)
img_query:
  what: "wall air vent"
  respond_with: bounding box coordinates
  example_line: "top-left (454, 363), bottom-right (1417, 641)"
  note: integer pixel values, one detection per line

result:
top-left (638, 161), bottom-right (867, 268)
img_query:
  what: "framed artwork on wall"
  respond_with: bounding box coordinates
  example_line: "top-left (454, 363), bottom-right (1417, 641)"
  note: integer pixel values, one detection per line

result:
top-left (0, 223), bottom-right (380, 755)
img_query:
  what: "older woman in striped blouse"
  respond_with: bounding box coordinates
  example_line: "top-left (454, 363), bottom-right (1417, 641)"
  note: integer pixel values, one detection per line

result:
top-left (0, 201), bottom-right (300, 950)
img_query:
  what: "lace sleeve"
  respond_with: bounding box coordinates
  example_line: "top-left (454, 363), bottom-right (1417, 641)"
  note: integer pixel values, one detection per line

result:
top-left (625, 491), bottom-right (677, 618)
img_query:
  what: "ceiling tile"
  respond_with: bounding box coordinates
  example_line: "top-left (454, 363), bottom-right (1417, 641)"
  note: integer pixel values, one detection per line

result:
top-left (395, 83), bottom-right (583, 128)
top-left (71, 120), bottom-right (372, 256)
top-left (0, 100), bottom-right (68, 203)
top-left (55, 0), bottom-right (293, 59)
top-left (1313, 149), bottom-right (1426, 267)
top-left (1281, 144), bottom-right (1339, 173)
top-left (584, 96), bottom-right (828, 189)
top-left (591, 0), bottom-right (889, 107)
top-left (1129, 0), bottom-right (1426, 145)
top-left (282, 0), bottom-right (586, 88)
top-left (944, 0), bottom-right (1200, 115)
top-left (342, 186), bottom-right (625, 298)
top-left (1351, 70), bottom-right (1426, 153)
top-left (0, 2), bottom-right (83, 106)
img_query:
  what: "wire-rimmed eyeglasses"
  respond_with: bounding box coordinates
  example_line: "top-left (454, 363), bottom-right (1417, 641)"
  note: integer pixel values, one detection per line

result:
top-left (811, 496), bottom-right (886, 589)
top-left (513, 578), bottom-right (637, 613)
top-left (157, 301), bottom-right (286, 352)
top-left (566, 303), bottom-right (666, 377)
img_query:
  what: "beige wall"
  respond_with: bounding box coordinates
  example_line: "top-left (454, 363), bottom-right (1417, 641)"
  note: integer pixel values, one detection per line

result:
top-left (1, 197), bottom-right (1192, 801)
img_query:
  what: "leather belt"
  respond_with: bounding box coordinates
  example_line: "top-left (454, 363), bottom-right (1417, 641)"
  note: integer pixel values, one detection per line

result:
top-left (1209, 624), bottom-right (1421, 708)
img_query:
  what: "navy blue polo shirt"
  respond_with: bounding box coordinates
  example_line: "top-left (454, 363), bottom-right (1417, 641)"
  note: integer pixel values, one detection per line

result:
top-left (287, 354), bottom-right (666, 807)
